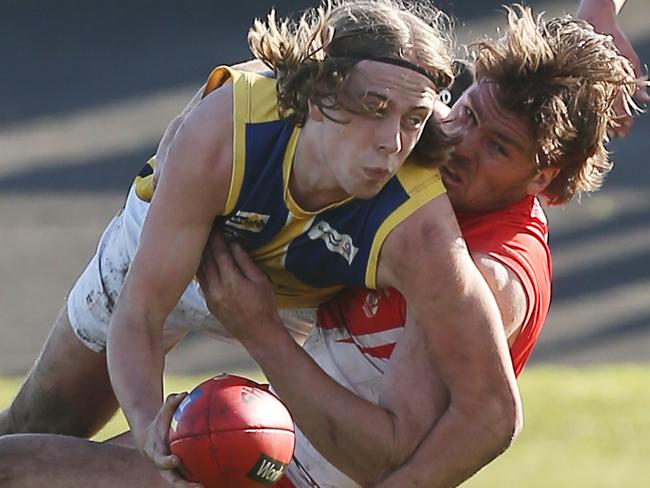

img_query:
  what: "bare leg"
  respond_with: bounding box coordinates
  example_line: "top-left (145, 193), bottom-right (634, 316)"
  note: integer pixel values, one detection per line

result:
top-left (0, 433), bottom-right (167, 488)
top-left (0, 303), bottom-right (118, 437)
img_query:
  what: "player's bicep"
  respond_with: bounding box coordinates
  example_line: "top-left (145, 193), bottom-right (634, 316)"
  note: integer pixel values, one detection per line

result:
top-left (124, 86), bottom-right (234, 322)
top-left (471, 252), bottom-right (527, 343)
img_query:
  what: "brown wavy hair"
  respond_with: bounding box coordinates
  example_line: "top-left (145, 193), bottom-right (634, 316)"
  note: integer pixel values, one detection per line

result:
top-left (473, 5), bottom-right (639, 205)
top-left (248, 0), bottom-right (454, 139)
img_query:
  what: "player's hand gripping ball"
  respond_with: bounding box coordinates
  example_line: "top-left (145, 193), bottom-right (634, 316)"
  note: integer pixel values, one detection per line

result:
top-left (169, 374), bottom-right (296, 487)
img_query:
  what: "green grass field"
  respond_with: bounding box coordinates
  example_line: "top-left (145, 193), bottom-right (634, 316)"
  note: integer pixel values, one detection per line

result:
top-left (1, 365), bottom-right (648, 487)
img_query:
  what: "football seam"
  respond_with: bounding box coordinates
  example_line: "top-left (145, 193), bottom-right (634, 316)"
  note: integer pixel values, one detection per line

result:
top-left (170, 427), bottom-right (296, 441)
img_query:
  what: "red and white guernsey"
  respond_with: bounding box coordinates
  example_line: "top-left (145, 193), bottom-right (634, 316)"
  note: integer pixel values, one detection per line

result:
top-left (282, 195), bottom-right (552, 488)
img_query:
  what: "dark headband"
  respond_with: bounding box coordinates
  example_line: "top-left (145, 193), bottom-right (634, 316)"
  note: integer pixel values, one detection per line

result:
top-left (364, 56), bottom-right (442, 85)
top-left (327, 50), bottom-right (443, 86)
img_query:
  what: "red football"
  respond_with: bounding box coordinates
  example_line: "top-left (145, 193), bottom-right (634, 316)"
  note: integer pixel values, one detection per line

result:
top-left (168, 374), bottom-right (296, 487)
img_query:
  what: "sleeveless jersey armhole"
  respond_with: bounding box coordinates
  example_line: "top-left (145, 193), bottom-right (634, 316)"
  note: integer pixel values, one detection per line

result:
top-left (364, 164), bottom-right (446, 288)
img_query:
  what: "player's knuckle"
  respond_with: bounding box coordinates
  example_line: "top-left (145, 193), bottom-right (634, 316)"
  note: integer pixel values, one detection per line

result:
top-left (212, 287), bottom-right (226, 302)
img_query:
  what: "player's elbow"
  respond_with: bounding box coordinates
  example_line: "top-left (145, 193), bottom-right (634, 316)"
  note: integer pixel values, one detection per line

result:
top-left (344, 417), bottom-right (410, 487)
top-left (347, 444), bottom-right (400, 486)
top-left (472, 380), bottom-right (523, 457)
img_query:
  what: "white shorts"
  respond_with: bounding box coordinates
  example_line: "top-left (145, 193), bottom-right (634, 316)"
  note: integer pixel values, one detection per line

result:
top-left (67, 185), bottom-right (314, 353)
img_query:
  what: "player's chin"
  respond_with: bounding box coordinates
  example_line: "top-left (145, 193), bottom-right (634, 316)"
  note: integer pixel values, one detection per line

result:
top-left (351, 180), bottom-right (390, 200)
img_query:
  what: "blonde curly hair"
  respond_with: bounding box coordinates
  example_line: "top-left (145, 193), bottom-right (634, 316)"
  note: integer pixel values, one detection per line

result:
top-left (473, 5), bottom-right (639, 205)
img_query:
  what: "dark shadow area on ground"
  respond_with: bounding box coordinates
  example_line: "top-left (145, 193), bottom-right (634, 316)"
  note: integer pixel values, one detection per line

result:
top-left (0, 148), bottom-right (151, 193)
top-left (552, 247), bottom-right (650, 302)
top-left (0, 0), bottom-right (314, 126)
top-left (530, 311), bottom-right (650, 362)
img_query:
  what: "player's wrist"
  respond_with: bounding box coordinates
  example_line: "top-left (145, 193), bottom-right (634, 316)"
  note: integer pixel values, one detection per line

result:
top-left (243, 323), bottom-right (297, 366)
top-left (129, 411), bottom-right (159, 450)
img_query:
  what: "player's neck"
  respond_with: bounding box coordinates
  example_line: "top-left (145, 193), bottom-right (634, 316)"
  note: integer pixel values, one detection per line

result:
top-left (290, 129), bottom-right (348, 212)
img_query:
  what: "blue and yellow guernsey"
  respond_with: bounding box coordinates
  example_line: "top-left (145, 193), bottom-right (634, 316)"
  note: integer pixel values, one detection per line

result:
top-left (135, 66), bottom-right (445, 309)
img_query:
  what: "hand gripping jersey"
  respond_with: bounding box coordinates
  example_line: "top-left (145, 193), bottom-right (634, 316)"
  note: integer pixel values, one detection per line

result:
top-left (282, 195), bottom-right (552, 487)
top-left (135, 66), bottom-right (446, 309)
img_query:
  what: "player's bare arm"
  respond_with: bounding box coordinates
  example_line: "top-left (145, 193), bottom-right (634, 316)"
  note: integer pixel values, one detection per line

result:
top-left (372, 194), bottom-right (521, 487)
top-left (152, 83), bottom-right (206, 188)
top-left (374, 255), bottom-right (525, 486)
top-left (197, 233), bottom-right (411, 485)
top-left (472, 252), bottom-right (528, 345)
top-left (197, 194), bottom-right (521, 486)
top-left (577, 0), bottom-right (649, 136)
top-left (106, 84), bottom-right (234, 485)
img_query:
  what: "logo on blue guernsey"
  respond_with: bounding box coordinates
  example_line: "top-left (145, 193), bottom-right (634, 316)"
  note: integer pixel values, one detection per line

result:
top-left (308, 220), bottom-right (359, 265)
top-left (225, 211), bottom-right (270, 233)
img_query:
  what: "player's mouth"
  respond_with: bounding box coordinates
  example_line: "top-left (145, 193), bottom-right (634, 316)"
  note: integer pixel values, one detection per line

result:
top-left (363, 167), bottom-right (392, 181)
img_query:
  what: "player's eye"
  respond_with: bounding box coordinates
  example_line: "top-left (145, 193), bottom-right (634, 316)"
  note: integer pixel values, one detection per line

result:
top-left (491, 140), bottom-right (508, 156)
top-left (360, 96), bottom-right (388, 117)
top-left (404, 113), bottom-right (426, 129)
top-left (463, 105), bottom-right (477, 124)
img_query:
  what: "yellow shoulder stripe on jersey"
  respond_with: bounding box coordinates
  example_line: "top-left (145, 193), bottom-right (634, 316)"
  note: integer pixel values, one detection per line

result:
top-left (134, 66), bottom-right (284, 210)
top-left (134, 157), bottom-right (156, 202)
top-left (204, 66), bottom-right (244, 214)
top-left (364, 163), bottom-right (446, 288)
top-left (204, 66), bottom-right (283, 214)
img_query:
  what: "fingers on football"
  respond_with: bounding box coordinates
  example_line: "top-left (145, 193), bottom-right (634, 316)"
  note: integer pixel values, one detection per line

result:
top-left (157, 393), bottom-right (187, 438)
top-left (155, 453), bottom-right (181, 470)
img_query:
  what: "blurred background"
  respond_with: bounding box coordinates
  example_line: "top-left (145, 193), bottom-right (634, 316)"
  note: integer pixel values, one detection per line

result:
top-left (0, 1), bottom-right (648, 486)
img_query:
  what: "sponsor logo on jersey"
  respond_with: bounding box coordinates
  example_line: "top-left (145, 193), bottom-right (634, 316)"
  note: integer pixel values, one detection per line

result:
top-left (308, 220), bottom-right (359, 265)
top-left (225, 211), bottom-right (270, 233)
top-left (362, 291), bottom-right (380, 318)
top-left (247, 453), bottom-right (288, 484)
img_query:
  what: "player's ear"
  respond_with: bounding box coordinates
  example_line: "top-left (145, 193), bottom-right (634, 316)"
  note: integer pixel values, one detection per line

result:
top-left (308, 99), bottom-right (324, 122)
top-left (527, 167), bottom-right (559, 195)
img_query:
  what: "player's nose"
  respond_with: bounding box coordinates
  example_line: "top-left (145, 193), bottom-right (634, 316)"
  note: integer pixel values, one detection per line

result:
top-left (375, 115), bottom-right (402, 155)
top-left (453, 127), bottom-right (479, 160)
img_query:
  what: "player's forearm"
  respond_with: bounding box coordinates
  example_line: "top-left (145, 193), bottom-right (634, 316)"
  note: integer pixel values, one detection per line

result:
top-left (378, 202), bottom-right (522, 486)
top-left (415, 279), bottom-right (521, 479)
top-left (375, 308), bottom-right (521, 486)
top-left (107, 306), bottom-right (165, 441)
top-left (242, 327), bottom-right (406, 486)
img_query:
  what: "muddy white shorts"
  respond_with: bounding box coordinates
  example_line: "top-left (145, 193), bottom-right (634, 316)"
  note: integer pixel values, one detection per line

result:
top-left (67, 184), bottom-right (314, 353)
